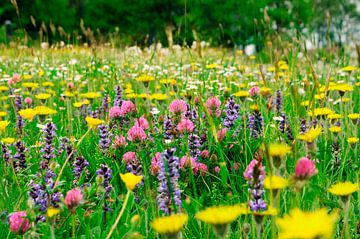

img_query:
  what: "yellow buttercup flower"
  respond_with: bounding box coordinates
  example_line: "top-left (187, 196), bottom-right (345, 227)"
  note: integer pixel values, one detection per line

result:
top-left (277, 208), bottom-right (338, 239)
top-left (268, 143), bottom-right (291, 158)
top-left (0, 120), bottom-right (10, 131)
top-left (47, 207), bottom-right (61, 218)
top-left (19, 108), bottom-right (38, 121)
top-left (120, 173), bottom-right (143, 191)
top-left (264, 175), bottom-right (288, 190)
top-left (151, 214), bottom-right (188, 235)
top-left (85, 117), bottom-right (104, 128)
top-left (328, 182), bottom-right (359, 196)
top-left (298, 126), bottom-right (322, 143)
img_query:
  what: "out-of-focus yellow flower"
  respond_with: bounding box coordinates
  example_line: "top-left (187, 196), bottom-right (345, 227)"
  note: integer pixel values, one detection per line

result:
top-left (42, 82), bottom-right (54, 87)
top-left (0, 120), bottom-right (10, 131)
top-left (234, 90), bottom-right (249, 98)
top-left (195, 205), bottom-right (247, 225)
top-left (347, 137), bottom-right (359, 144)
top-left (35, 106), bottom-right (57, 116)
top-left (206, 63), bottom-right (218, 69)
top-left (47, 207), bottom-right (61, 218)
top-left (0, 85), bottom-right (9, 92)
top-left (150, 93), bottom-right (168, 101)
top-left (159, 78), bottom-right (176, 85)
top-left (308, 108), bottom-right (334, 117)
top-left (136, 75), bottom-right (155, 83)
top-left (80, 92), bottom-right (101, 99)
top-left (327, 113), bottom-right (341, 120)
top-left (85, 117), bottom-right (104, 128)
top-left (22, 82), bottom-right (39, 90)
top-left (151, 214), bottom-right (188, 235)
top-left (1, 137), bottom-right (15, 144)
top-left (298, 126), bottom-right (322, 143)
top-left (19, 108), bottom-right (38, 121)
top-left (269, 143), bottom-right (292, 159)
top-left (329, 126), bottom-right (341, 133)
top-left (35, 93), bottom-right (51, 100)
top-left (264, 175), bottom-right (288, 190)
top-left (328, 83), bottom-right (353, 93)
top-left (0, 111), bottom-right (7, 117)
top-left (277, 208), bottom-right (338, 239)
top-left (120, 173), bottom-right (143, 191)
top-left (340, 65), bottom-right (357, 72)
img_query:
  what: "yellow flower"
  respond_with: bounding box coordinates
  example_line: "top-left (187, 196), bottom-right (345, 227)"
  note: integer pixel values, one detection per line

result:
top-left (250, 104), bottom-right (259, 111)
top-left (268, 143), bottom-right (291, 158)
top-left (264, 175), bottom-right (288, 190)
top-left (1, 137), bottom-right (15, 144)
top-left (327, 113), bottom-right (341, 120)
top-left (308, 108), bottom-right (334, 117)
top-left (42, 82), bottom-right (54, 87)
top-left (340, 65), bottom-right (357, 72)
top-left (120, 173), bottom-right (143, 191)
top-left (80, 92), bottom-right (101, 99)
top-left (314, 93), bottom-right (325, 100)
top-left (328, 182), bottom-right (359, 196)
top-left (63, 91), bottom-right (75, 97)
top-left (136, 75), bottom-right (155, 83)
top-left (234, 90), bottom-right (249, 98)
top-left (277, 208), bottom-right (338, 239)
top-left (19, 108), bottom-right (38, 121)
top-left (347, 137), bottom-right (359, 144)
top-left (85, 117), bottom-right (104, 128)
top-left (348, 113), bottom-right (360, 120)
top-left (22, 82), bottom-right (39, 90)
top-left (206, 63), bottom-right (218, 69)
top-left (328, 83), bottom-right (353, 93)
top-left (195, 205), bottom-right (245, 225)
top-left (329, 126), bottom-right (341, 133)
top-left (297, 126), bottom-right (322, 143)
top-left (151, 214), bottom-right (188, 235)
top-left (35, 106), bottom-right (57, 115)
top-left (0, 120), bottom-right (10, 131)
top-left (0, 111), bottom-right (7, 117)
top-left (47, 207), bottom-right (61, 218)
top-left (159, 78), bottom-right (176, 85)
top-left (300, 100), bottom-right (310, 107)
top-left (252, 206), bottom-right (277, 216)
top-left (0, 85), bottom-right (9, 92)
top-left (35, 93), bottom-right (51, 100)
top-left (150, 93), bottom-right (168, 101)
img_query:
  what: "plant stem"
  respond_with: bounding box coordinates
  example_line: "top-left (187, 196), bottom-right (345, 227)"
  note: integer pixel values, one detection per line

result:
top-left (106, 190), bottom-right (131, 239)
top-left (72, 213), bottom-right (76, 239)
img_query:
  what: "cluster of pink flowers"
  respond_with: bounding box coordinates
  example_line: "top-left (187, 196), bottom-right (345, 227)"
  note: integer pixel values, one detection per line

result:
top-left (127, 125), bottom-right (147, 142)
top-left (249, 86), bottom-right (260, 97)
top-left (114, 135), bottom-right (127, 148)
top-left (134, 115), bottom-right (149, 130)
top-left (65, 188), bottom-right (83, 213)
top-left (8, 73), bottom-right (21, 85)
top-left (206, 96), bottom-right (221, 117)
top-left (243, 159), bottom-right (265, 180)
top-left (177, 119), bottom-right (194, 133)
top-left (169, 99), bottom-right (187, 114)
top-left (8, 211), bottom-right (31, 234)
top-left (294, 157), bottom-right (318, 180)
top-left (179, 156), bottom-right (208, 175)
top-left (109, 100), bottom-right (136, 118)
top-left (122, 151), bottom-right (137, 164)
top-left (150, 152), bottom-right (161, 175)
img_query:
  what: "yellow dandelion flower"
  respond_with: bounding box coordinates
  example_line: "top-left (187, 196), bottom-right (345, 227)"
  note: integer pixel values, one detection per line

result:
top-left (136, 75), bottom-right (155, 83)
top-left (19, 109), bottom-right (38, 121)
top-left (267, 67), bottom-right (275, 72)
top-left (328, 182), bottom-right (359, 196)
top-left (137, 93), bottom-right (149, 99)
top-left (347, 137), bottom-right (359, 144)
top-left (327, 113), bottom-right (341, 120)
top-left (250, 104), bottom-right (259, 111)
top-left (314, 93), bottom-right (325, 100)
top-left (195, 205), bottom-right (244, 225)
top-left (329, 126), bottom-right (341, 133)
top-left (35, 106), bottom-right (57, 116)
top-left (47, 207), bottom-right (61, 218)
top-left (300, 101), bottom-right (310, 107)
top-left (42, 82), bottom-right (54, 87)
top-left (22, 82), bottom-right (39, 90)
top-left (268, 143), bottom-right (292, 158)
top-left (348, 113), bottom-right (360, 120)
top-left (328, 83), bottom-right (353, 93)
top-left (264, 175), bottom-right (288, 190)
top-left (63, 91), bottom-right (75, 97)
top-left (120, 173), bottom-right (143, 191)
top-left (308, 107), bottom-right (334, 117)
top-left (298, 126), bottom-right (322, 143)
top-left (206, 63), bottom-right (218, 69)
top-left (340, 65), bottom-right (357, 72)
top-left (249, 55), bottom-right (256, 60)
top-left (0, 85), bottom-right (9, 92)
top-left (35, 93), bottom-right (51, 100)
top-left (151, 214), bottom-right (188, 235)
top-left (80, 92), bottom-right (101, 99)
top-left (23, 74), bottom-right (32, 80)
top-left (234, 90), bottom-right (249, 98)
top-left (150, 93), bottom-right (168, 101)
top-left (0, 120), bottom-right (10, 131)
top-left (159, 78), bottom-right (176, 85)
top-left (85, 117), bottom-right (104, 128)
top-left (277, 208), bottom-right (338, 239)
top-left (1, 137), bottom-right (15, 144)
top-left (0, 111), bottom-right (7, 117)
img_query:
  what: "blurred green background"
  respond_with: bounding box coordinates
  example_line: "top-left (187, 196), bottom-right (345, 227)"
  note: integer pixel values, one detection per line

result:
top-left (0, 0), bottom-right (359, 48)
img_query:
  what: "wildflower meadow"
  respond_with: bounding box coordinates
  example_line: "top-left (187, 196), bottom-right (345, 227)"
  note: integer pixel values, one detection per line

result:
top-left (0, 1), bottom-right (359, 238)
